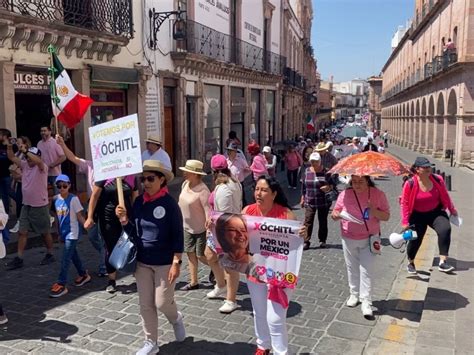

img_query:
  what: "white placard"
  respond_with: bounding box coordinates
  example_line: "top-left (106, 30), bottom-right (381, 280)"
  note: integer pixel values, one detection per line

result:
top-left (89, 114), bottom-right (143, 181)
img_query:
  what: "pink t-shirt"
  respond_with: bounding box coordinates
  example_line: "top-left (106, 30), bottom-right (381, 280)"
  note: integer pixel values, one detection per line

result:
top-left (20, 160), bottom-right (49, 207)
top-left (284, 151), bottom-right (302, 171)
top-left (413, 187), bottom-right (440, 212)
top-left (37, 137), bottom-right (64, 176)
top-left (334, 187), bottom-right (390, 240)
top-left (227, 156), bottom-right (250, 182)
top-left (78, 159), bottom-right (95, 197)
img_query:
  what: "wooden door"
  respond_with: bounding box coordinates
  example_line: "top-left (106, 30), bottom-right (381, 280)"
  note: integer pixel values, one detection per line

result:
top-left (164, 106), bottom-right (174, 168)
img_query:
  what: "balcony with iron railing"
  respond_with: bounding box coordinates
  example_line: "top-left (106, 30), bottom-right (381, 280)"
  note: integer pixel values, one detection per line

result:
top-left (0, 0), bottom-right (133, 38)
top-left (381, 49), bottom-right (458, 102)
top-left (177, 19), bottom-right (286, 77)
top-left (410, 0), bottom-right (442, 39)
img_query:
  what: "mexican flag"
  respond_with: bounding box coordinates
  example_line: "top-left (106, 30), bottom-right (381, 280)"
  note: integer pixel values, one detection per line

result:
top-left (306, 114), bottom-right (315, 132)
top-left (51, 53), bottom-right (93, 129)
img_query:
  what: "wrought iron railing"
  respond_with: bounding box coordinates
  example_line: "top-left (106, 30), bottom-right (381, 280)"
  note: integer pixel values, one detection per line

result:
top-left (0, 0), bottom-right (134, 38)
top-left (183, 19), bottom-right (286, 76)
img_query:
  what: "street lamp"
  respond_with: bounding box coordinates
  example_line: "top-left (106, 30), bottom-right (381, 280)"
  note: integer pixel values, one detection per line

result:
top-left (148, 7), bottom-right (187, 50)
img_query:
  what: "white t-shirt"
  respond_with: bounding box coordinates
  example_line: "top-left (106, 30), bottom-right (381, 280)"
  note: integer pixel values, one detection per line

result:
top-left (142, 148), bottom-right (172, 170)
top-left (54, 195), bottom-right (83, 240)
top-left (214, 179), bottom-right (242, 213)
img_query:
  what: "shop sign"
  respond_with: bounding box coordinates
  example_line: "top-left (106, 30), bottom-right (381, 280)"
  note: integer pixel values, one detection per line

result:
top-left (14, 71), bottom-right (50, 93)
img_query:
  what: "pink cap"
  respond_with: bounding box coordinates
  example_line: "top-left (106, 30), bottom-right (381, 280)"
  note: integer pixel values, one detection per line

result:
top-left (211, 154), bottom-right (228, 170)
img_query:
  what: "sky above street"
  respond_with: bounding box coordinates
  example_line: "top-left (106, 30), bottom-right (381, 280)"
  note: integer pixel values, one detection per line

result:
top-left (311, 0), bottom-right (414, 82)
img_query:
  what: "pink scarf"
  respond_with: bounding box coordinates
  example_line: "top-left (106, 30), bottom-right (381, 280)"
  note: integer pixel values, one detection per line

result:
top-left (143, 187), bottom-right (169, 203)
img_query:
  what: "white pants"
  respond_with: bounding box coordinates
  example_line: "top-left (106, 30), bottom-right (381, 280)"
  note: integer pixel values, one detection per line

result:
top-left (341, 237), bottom-right (376, 303)
top-left (247, 280), bottom-right (293, 355)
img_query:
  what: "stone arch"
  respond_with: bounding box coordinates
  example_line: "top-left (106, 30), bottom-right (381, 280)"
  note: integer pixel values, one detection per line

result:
top-left (421, 98), bottom-right (427, 116)
top-left (447, 89), bottom-right (457, 115)
top-left (411, 101), bottom-right (415, 116)
top-left (437, 92), bottom-right (445, 116)
top-left (428, 95), bottom-right (435, 116)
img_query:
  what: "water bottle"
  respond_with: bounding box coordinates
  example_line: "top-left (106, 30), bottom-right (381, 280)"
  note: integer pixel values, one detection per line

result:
top-left (402, 229), bottom-right (418, 241)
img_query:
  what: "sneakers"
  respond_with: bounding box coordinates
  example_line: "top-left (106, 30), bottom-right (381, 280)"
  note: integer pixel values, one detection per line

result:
top-left (407, 262), bottom-right (417, 274)
top-left (438, 262), bottom-right (455, 273)
top-left (5, 256), bottom-right (23, 270)
top-left (206, 285), bottom-right (227, 299)
top-left (0, 314), bottom-right (8, 325)
top-left (172, 312), bottom-right (186, 342)
top-left (255, 348), bottom-right (270, 355)
top-left (179, 283), bottom-right (199, 291)
top-left (361, 301), bottom-right (373, 318)
top-left (219, 300), bottom-right (238, 314)
top-left (9, 221), bottom-right (19, 233)
top-left (40, 253), bottom-right (55, 266)
top-left (97, 271), bottom-right (109, 278)
top-left (319, 242), bottom-right (327, 248)
top-left (50, 283), bottom-right (68, 298)
top-left (74, 272), bottom-right (91, 287)
top-left (106, 280), bottom-right (117, 293)
top-left (136, 339), bottom-right (159, 355)
top-left (346, 294), bottom-right (359, 307)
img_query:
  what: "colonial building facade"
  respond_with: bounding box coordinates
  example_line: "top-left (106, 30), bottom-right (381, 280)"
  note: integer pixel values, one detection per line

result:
top-left (367, 76), bottom-right (382, 131)
top-left (147, 0), bottom-right (319, 170)
top-left (0, 0), bottom-right (154, 189)
top-left (380, 0), bottom-right (474, 168)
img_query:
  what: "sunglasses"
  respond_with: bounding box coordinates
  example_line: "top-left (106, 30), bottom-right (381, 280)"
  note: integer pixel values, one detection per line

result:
top-left (56, 183), bottom-right (69, 189)
top-left (140, 175), bottom-right (159, 183)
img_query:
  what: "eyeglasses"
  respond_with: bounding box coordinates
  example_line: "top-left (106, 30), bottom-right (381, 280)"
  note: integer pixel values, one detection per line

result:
top-left (56, 183), bottom-right (69, 189)
top-left (140, 175), bottom-right (158, 183)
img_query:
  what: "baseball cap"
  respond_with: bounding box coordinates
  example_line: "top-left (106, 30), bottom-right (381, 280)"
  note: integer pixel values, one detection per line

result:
top-left (309, 152), bottom-right (321, 161)
top-left (262, 146), bottom-right (271, 153)
top-left (226, 143), bottom-right (238, 151)
top-left (413, 157), bottom-right (431, 167)
top-left (55, 174), bottom-right (71, 184)
top-left (211, 154), bottom-right (228, 170)
top-left (27, 147), bottom-right (41, 156)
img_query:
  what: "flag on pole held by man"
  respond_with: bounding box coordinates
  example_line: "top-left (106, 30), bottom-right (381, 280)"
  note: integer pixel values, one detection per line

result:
top-left (306, 114), bottom-right (315, 132)
top-left (50, 53), bottom-right (93, 129)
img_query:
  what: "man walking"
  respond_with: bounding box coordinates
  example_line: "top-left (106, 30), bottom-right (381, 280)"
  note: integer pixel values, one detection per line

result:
top-left (37, 126), bottom-right (65, 194)
top-left (141, 134), bottom-right (172, 170)
top-left (5, 145), bottom-right (54, 270)
top-left (0, 129), bottom-right (16, 244)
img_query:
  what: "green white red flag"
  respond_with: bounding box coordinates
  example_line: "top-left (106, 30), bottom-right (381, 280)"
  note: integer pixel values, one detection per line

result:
top-left (51, 53), bottom-right (93, 128)
top-left (306, 114), bottom-right (315, 132)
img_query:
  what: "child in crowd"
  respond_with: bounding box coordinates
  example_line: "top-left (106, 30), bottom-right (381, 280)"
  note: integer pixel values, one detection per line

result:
top-left (49, 174), bottom-right (90, 298)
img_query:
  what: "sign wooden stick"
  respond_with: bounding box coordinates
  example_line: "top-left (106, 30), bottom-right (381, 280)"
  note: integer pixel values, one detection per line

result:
top-left (116, 177), bottom-right (125, 208)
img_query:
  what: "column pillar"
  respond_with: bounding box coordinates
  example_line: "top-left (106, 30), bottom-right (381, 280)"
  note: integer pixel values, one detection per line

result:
top-left (442, 115), bottom-right (456, 160)
top-left (432, 115), bottom-right (444, 158)
top-left (407, 117), bottom-right (413, 148)
top-left (424, 116), bottom-right (433, 155)
top-left (402, 117), bottom-right (409, 147)
top-left (417, 117), bottom-right (425, 152)
top-left (222, 84), bottom-right (231, 151)
top-left (0, 61), bottom-right (16, 135)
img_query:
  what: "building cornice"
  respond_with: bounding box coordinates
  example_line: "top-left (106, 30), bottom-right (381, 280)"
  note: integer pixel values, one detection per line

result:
top-left (170, 52), bottom-right (282, 86)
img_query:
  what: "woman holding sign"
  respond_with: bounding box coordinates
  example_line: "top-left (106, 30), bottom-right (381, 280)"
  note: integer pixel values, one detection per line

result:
top-left (331, 175), bottom-right (390, 318)
top-left (243, 176), bottom-right (305, 355)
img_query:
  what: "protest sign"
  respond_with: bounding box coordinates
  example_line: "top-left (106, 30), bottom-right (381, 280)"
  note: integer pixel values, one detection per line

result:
top-left (209, 212), bottom-right (303, 289)
top-left (89, 114), bottom-right (142, 182)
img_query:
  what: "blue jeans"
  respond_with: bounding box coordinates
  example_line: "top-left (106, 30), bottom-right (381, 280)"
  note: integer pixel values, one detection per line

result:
top-left (82, 203), bottom-right (106, 274)
top-left (58, 238), bottom-right (86, 285)
top-left (88, 223), bottom-right (107, 274)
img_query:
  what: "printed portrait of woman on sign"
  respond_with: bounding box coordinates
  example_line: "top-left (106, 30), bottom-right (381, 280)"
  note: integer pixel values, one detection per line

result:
top-left (214, 213), bottom-right (254, 274)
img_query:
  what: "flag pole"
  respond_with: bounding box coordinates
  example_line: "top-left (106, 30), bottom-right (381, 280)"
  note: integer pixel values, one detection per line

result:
top-left (48, 44), bottom-right (60, 136)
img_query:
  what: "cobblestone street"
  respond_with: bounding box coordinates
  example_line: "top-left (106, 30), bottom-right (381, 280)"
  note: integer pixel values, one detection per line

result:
top-left (0, 176), bottom-right (406, 354)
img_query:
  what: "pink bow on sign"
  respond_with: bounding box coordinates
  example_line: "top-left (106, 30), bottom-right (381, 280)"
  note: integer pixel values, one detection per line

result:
top-left (268, 285), bottom-right (289, 309)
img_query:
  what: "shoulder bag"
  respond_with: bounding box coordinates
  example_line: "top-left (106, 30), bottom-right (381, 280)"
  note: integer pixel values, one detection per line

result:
top-left (109, 230), bottom-right (137, 272)
top-left (354, 189), bottom-right (381, 255)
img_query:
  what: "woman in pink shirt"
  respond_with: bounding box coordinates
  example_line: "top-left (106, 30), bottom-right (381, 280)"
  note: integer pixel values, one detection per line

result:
top-left (283, 144), bottom-right (302, 189)
top-left (332, 175), bottom-right (390, 318)
top-left (400, 157), bottom-right (458, 274)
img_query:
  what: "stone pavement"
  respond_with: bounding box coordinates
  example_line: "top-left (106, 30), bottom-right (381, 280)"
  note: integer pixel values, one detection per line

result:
top-left (379, 144), bottom-right (474, 355)
top-left (0, 164), bottom-right (434, 354)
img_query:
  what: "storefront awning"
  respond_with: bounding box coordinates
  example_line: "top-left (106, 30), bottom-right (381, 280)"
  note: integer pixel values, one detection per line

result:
top-left (90, 65), bottom-right (139, 84)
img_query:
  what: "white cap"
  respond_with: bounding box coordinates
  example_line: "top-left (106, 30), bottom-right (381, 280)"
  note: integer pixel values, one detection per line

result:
top-left (309, 152), bottom-right (321, 161)
top-left (262, 146), bottom-right (272, 153)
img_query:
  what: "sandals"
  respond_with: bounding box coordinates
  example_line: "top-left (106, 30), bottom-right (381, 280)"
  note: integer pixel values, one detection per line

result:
top-left (179, 283), bottom-right (199, 291)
